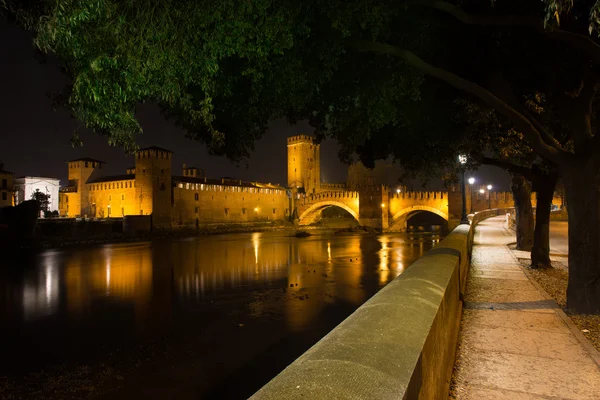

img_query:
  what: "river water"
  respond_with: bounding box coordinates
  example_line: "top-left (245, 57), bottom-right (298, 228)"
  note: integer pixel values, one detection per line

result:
top-left (0, 229), bottom-right (442, 399)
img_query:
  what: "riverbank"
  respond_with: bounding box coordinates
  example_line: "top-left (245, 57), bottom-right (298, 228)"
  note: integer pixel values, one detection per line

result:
top-left (34, 222), bottom-right (296, 250)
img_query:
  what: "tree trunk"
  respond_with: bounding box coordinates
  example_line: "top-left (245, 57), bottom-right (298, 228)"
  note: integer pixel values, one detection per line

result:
top-left (511, 174), bottom-right (534, 251)
top-left (563, 159), bottom-right (600, 314)
top-left (531, 174), bottom-right (558, 268)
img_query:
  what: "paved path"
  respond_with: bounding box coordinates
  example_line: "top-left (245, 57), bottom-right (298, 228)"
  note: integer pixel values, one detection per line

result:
top-left (451, 216), bottom-right (600, 399)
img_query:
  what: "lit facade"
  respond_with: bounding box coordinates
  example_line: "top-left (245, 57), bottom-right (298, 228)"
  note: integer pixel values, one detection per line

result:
top-left (58, 146), bottom-right (289, 228)
top-left (14, 177), bottom-right (61, 212)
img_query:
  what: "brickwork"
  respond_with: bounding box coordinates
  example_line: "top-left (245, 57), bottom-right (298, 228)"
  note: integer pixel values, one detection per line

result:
top-left (172, 181), bottom-right (288, 227)
top-left (388, 191), bottom-right (448, 231)
top-left (287, 135), bottom-right (320, 194)
top-left (297, 191), bottom-right (360, 225)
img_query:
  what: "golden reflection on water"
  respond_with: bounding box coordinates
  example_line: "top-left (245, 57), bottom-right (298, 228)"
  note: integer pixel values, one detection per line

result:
top-left (17, 232), bottom-right (441, 332)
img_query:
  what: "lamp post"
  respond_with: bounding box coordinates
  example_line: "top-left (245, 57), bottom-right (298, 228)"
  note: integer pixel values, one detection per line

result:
top-left (487, 184), bottom-right (493, 209)
top-left (468, 177), bottom-right (475, 213)
top-left (458, 155), bottom-right (469, 224)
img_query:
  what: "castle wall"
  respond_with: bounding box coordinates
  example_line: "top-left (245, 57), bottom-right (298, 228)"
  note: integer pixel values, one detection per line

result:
top-left (172, 182), bottom-right (289, 227)
top-left (88, 179), bottom-right (137, 218)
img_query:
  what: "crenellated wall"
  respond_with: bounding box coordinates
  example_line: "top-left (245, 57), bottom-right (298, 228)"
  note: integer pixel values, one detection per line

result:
top-left (296, 190), bottom-right (360, 225)
top-left (388, 190), bottom-right (448, 231)
top-left (172, 181), bottom-right (289, 227)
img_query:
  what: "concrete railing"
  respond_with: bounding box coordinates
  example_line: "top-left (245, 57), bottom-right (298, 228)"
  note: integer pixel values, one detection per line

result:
top-left (252, 208), bottom-right (513, 400)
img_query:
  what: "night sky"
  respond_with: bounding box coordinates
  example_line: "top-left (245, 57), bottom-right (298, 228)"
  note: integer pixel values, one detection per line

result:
top-left (0, 16), bottom-right (510, 191)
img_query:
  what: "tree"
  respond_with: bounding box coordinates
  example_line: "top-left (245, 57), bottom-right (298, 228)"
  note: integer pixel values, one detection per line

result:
top-left (30, 189), bottom-right (50, 215)
top-left (4, 0), bottom-right (600, 313)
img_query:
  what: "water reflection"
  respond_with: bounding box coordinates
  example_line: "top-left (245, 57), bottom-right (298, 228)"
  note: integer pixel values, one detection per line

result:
top-left (0, 231), bottom-right (441, 375)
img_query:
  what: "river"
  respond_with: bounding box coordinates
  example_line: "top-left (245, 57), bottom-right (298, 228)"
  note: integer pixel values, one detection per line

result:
top-left (0, 229), bottom-right (443, 399)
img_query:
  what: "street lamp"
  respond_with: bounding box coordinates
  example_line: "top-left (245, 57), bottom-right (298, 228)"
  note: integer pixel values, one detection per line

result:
top-left (468, 177), bottom-right (475, 213)
top-left (458, 155), bottom-right (469, 224)
top-left (487, 184), bottom-right (493, 209)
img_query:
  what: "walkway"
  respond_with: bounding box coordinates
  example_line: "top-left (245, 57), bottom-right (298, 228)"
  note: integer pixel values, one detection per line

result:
top-left (451, 216), bottom-right (600, 399)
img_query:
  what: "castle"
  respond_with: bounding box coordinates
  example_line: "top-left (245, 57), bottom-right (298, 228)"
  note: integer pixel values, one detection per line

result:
top-left (58, 146), bottom-right (289, 228)
top-left (53, 135), bottom-right (537, 230)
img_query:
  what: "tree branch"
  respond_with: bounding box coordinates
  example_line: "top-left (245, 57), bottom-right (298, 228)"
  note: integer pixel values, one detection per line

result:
top-left (481, 157), bottom-right (533, 180)
top-left (353, 39), bottom-right (567, 164)
top-left (405, 0), bottom-right (600, 64)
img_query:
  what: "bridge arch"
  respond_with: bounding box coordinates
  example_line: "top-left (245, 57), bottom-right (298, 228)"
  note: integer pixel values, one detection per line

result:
top-left (389, 206), bottom-right (448, 231)
top-left (298, 201), bottom-right (360, 226)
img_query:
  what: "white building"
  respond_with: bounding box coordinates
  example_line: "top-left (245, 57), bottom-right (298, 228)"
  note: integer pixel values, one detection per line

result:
top-left (14, 177), bottom-right (61, 213)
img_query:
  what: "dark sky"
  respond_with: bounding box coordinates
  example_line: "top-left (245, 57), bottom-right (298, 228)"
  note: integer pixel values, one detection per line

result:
top-left (0, 16), bottom-right (511, 191)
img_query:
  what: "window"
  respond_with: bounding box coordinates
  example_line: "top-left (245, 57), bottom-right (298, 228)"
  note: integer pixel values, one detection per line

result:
top-left (121, 182), bottom-right (123, 189)
top-left (1, 179), bottom-right (6, 189)
top-left (122, 195), bottom-right (124, 200)
top-left (85, 161), bottom-right (88, 168)
top-left (242, 208), bottom-right (247, 214)
top-left (224, 208), bottom-right (229, 216)
top-left (1, 192), bottom-right (6, 201)
top-left (109, 195), bottom-right (111, 201)
top-left (194, 193), bottom-right (199, 201)
top-left (107, 207), bottom-right (111, 217)
top-left (195, 207), bottom-right (199, 213)
top-left (160, 183), bottom-right (165, 191)
top-left (140, 209), bottom-right (143, 215)
top-left (161, 168), bottom-right (164, 174)
top-left (273, 208), bottom-right (276, 214)
top-left (66, 196), bottom-right (68, 203)
top-left (121, 207), bottom-right (124, 216)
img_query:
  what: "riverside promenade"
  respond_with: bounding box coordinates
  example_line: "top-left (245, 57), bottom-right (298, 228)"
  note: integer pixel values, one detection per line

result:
top-left (451, 216), bottom-right (600, 399)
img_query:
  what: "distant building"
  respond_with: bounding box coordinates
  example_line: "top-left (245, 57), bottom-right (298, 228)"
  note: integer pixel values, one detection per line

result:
top-left (0, 164), bottom-right (14, 207)
top-left (14, 177), bottom-right (61, 212)
top-left (58, 146), bottom-right (289, 228)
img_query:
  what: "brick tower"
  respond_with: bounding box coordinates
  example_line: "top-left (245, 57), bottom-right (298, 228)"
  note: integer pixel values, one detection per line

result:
top-left (135, 146), bottom-right (172, 228)
top-left (287, 135), bottom-right (321, 194)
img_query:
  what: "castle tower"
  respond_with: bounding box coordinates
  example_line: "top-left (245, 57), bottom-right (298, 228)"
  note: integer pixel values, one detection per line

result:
top-left (67, 158), bottom-right (104, 217)
top-left (135, 146), bottom-right (172, 228)
top-left (287, 135), bottom-right (321, 194)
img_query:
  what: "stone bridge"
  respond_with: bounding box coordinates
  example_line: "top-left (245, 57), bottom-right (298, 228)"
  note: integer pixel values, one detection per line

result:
top-left (296, 191), bottom-right (360, 225)
top-left (294, 186), bottom-right (516, 231)
top-left (387, 191), bottom-right (449, 231)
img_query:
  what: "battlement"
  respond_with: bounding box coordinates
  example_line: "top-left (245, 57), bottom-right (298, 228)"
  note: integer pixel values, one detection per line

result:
top-left (287, 135), bottom-right (316, 145)
top-left (392, 191), bottom-right (446, 200)
top-left (299, 190), bottom-right (359, 205)
top-left (136, 146), bottom-right (172, 159)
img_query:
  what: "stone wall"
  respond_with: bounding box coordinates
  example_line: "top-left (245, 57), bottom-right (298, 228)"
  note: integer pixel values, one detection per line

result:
top-left (88, 179), bottom-right (137, 218)
top-left (172, 183), bottom-right (289, 228)
top-left (388, 191), bottom-right (448, 231)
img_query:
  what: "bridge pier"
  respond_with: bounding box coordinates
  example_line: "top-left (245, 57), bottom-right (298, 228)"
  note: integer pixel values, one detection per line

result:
top-left (358, 185), bottom-right (388, 231)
